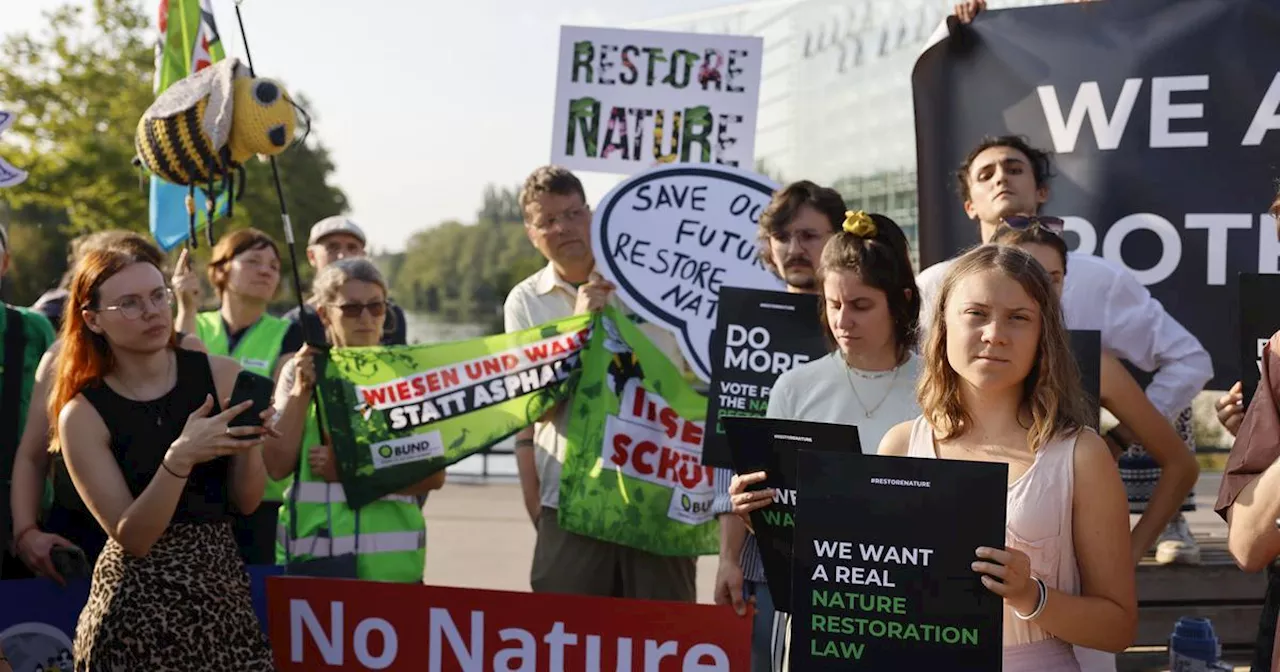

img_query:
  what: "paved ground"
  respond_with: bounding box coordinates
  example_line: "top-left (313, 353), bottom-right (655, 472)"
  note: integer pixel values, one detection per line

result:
top-left (424, 466), bottom-right (1230, 603)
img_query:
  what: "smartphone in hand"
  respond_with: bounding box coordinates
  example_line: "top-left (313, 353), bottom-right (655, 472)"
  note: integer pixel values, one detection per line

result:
top-left (228, 369), bottom-right (275, 428)
top-left (50, 546), bottom-right (91, 581)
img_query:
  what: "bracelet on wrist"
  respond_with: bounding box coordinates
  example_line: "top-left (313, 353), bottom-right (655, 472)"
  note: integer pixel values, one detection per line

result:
top-left (1013, 576), bottom-right (1048, 621)
top-left (13, 524), bottom-right (39, 548)
top-left (161, 459), bottom-right (190, 479)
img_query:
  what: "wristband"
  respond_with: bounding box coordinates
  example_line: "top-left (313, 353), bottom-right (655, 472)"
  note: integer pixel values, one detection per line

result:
top-left (515, 438), bottom-right (535, 448)
top-left (1013, 576), bottom-right (1047, 621)
top-left (161, 459), bottom-right (190, 479)
top-left (13, 524), bottom-right (39, 548)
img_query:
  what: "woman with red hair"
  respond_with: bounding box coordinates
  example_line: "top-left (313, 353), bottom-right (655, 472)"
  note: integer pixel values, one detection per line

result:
top-left (49, 244), bottom-right (274, 669)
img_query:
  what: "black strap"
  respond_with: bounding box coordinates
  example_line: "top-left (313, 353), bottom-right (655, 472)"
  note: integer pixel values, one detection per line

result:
top-left (0, 306), bottom-right (29, 558)
top-left (1253, 564), bottom-right (1280, 671)
top-left (1, 307), bottom-right (28, 476)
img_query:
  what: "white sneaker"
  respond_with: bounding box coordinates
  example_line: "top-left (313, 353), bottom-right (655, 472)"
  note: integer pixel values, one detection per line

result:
top-left (1155, 513), bottom-right (1201, 565)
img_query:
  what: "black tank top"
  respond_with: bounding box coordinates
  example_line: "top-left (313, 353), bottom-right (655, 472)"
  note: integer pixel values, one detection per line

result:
top-left (80, 348), bottom-right (232, 524)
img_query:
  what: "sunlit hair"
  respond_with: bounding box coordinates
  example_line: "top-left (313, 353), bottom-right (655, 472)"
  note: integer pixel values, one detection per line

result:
top-left (49, 246), bottom-right (176, 451)
top-left (990, 223), bottom-right (1068, 275)
top-left (207, 228), bottom-right (281, 296)
top-left (816, 213), bottom-right (919, 360)
top-left (917, 244), bottom-right (1091, 452)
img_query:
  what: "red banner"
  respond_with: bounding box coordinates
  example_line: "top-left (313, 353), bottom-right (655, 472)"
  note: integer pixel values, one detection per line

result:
top-left (267, 577), bottom-right (752, 671)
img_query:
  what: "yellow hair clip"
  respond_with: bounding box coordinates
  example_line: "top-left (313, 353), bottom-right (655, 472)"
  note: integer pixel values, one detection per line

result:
top-left (843, 210), bottom-right (877, 238)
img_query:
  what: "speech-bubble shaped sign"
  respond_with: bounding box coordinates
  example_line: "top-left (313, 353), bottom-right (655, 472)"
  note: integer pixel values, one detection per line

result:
top-left (592, 164), bottom-right (784, 382)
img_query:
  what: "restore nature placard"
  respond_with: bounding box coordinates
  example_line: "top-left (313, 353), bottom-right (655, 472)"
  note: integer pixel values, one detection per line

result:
top-left (791, 451), bottom-right (1006, 670)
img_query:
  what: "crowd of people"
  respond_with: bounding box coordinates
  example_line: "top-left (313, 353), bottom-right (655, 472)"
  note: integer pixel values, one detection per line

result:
top-left (4, 3), bottom-right (1280, 671)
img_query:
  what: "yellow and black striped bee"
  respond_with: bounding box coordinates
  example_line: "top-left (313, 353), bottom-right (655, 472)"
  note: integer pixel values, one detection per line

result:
top-left (135, 57), bottom-right (296, 188)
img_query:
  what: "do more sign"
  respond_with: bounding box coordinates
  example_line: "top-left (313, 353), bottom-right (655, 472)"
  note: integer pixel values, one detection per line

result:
top-left (268, 577), bottom-right (749, 671)
top-left (592, 164), bottom-right (785, 382)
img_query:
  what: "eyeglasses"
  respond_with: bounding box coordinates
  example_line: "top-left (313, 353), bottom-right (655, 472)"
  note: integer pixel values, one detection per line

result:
top-left (1002, 215), bottom-right (1065, 236)
top-left (335, 301), bottom-right (386, 318)
top-left (96, 287), bottom-right (174, 320)
top-left (527, 206), bottom-right (587, 232)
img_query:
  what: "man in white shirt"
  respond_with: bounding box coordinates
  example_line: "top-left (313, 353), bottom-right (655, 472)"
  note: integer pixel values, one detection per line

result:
top-left (503, 165), bottom-right (696, 601)
top-left (915, 135), bottom-right (1214, 565)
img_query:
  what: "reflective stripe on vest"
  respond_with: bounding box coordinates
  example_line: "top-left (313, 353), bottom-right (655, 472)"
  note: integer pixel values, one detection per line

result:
top-left (195, 311), bottom-right (289, 378)
top-left (291, 480), bottom-right (418, 506)
top-left (195, 311), bottom-right (293, 501)
top-left (277, 529), bottom-right (425, 557)
top-left (276, 400), bottom-right (425, 583)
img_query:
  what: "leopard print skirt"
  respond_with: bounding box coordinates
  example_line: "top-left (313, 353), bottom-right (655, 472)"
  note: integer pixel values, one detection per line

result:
top-left (74, 521), bottom-right (275, 671)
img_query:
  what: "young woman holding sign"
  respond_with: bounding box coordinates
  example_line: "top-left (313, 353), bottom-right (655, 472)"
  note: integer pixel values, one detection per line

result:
top-left (728, 210), bottom-right (923, 671)
top-left (264, 258), bottom-right (444, 582)
top-left (880, 244), bottom-right (1137, 670)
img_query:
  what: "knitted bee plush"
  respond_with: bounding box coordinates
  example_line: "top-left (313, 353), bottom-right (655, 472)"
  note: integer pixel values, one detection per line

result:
top-left (134, 57), bottom-right (298, 244)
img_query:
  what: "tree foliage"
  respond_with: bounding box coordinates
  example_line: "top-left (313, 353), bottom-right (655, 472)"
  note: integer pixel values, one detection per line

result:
top-left (0, 0), bottom-right (347, 307)
top-left (386, 184), bottom-right (545, 330)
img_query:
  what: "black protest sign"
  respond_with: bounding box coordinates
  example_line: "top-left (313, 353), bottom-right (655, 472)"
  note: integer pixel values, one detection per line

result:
top-left (703, 288), bottom-right (829, 468)
top-left (791, 451), bottom-right (1006, 671)
top-left (1238, 274), bottom-right (1280, 409)
top-left (913, 0), bottom-right (1280, 390)
top-left (1071, 329), bottom-right (1102, 430)
top-left (723, 417), bottom-right (861, 614)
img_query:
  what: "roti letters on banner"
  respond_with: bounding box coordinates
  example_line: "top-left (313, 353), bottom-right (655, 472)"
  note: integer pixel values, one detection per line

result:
top-left (550, 26), bottom-right (763, 175)
top-left (913, 0), bottom-right (1280, 389)
top-left (268, 577), bottom-right (750, 671)
top-left (592, 164), bottom-right (784, 382)
top-left (1238, 273), bottom-right (1280, 409)
top-left (791, 451), bottom-right (1006, 670)
top-left (703, 288), bottom-right (829, 468)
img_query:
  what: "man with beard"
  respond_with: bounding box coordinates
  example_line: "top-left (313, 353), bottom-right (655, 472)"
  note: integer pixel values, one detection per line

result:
top-left (710, 180), bottom-right (847, 672)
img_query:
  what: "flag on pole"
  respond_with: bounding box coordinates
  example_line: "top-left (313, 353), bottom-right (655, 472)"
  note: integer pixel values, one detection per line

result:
top-left (148, 0), bottom-right (230, 251)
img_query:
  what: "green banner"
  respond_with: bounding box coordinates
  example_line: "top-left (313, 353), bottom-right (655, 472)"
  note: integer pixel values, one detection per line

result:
top-left (557, 307), bottom-right (719, 557)
top-left (318, 314), bottom-right (592, 509)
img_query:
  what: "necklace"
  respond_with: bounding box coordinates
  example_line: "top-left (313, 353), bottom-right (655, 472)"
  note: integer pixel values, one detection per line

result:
top-left (843, 357), bottom-right (901, 419)
top-left (111, 351), bottom-right (174, 427)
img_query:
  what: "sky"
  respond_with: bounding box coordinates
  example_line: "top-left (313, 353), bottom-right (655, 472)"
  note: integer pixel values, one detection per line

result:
top-left (2, 0), bottom-right (751, 252)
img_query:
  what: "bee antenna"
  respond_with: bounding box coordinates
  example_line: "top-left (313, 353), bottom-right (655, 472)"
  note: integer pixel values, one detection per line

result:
top-left (286, 95), bottom-right (312, 148)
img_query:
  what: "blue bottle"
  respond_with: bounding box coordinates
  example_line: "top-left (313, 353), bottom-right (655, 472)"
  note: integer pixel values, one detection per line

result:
top-left (1169, 617), bottom-right (1233, 671)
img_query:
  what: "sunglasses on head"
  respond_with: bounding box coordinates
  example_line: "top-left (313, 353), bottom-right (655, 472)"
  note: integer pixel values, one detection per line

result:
top-left (335, 301), bottom-right (387, 318)
top-left (1002, 215), bottom-right (1065, 236)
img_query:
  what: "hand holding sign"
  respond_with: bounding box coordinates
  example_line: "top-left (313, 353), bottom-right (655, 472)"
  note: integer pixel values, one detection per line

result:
top-left (573, 271), bottom-right (616, 315)
top-left (592, 164), bottom-right (783, 381)
top-left (729, 470), bottom-right (774, 524)
top-left (972, 545), bottom-right (1039, 615)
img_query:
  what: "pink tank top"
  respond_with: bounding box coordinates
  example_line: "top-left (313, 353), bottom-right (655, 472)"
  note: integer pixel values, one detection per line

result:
top-left (906, 416), bottom-right (1083, 670)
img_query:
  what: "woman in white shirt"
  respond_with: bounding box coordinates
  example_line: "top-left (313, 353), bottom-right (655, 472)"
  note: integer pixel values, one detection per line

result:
top-left (727, 209), bottom-right (924, 671)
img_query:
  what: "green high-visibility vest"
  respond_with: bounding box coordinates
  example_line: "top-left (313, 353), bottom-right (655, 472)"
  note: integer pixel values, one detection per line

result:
top-left (196, 310), bottom-right (292, 501)
top-left (275, 401), bottom-right (426, 583)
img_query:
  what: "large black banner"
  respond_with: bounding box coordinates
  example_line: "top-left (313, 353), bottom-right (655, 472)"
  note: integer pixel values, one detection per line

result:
top-left (791, 450), bottom-right (1006, 670)
top-left (703, 288), bottom-right (829, 468)
top-left (722, 416), bottom-right (861, 614)
top-left (1238, 273), bottom-right (1280, 409)
top-left (913, 0), bottom-right (1280, 390)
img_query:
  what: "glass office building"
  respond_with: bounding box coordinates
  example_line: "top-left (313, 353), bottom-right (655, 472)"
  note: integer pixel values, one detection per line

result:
top-left (634, 0), bottom-right (1054, 269)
